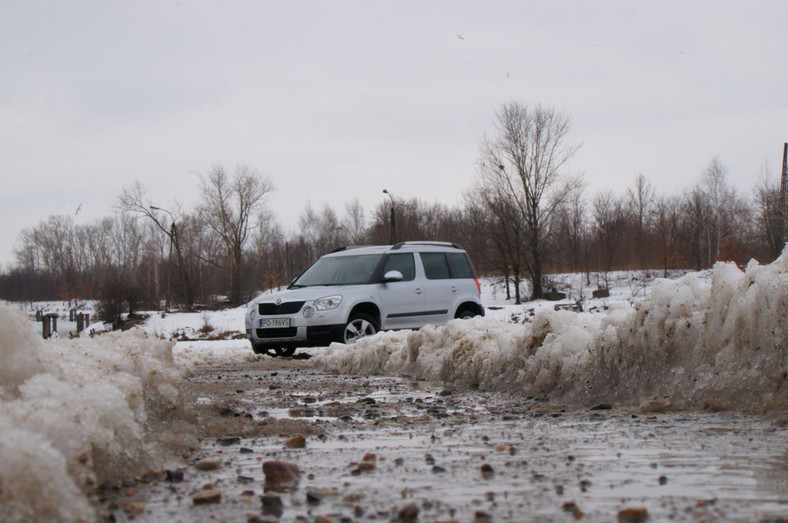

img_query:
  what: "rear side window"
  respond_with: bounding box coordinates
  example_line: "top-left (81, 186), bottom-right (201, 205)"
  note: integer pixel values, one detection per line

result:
top-left (420, 252), bottom-right (451, 279)
top-left (447, 253), bottom-right (473, 278)
top-left (382, 253), bottom-right (415, 281)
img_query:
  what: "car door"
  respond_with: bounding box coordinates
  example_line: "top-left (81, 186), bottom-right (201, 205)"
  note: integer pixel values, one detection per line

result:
top-left (377, 253), bottom-right (427, 329)
top-left (416, 252), bottom-right (456, 326)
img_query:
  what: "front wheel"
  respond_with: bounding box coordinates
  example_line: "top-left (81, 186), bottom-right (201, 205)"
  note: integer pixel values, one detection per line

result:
top-left (251, 344), bottom-right (296, 357)
top-left (342, 313), bottom-right (379, 344)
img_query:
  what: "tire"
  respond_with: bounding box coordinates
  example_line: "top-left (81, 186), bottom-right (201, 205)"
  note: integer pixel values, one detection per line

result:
top-left (455, 308), bottom-right (476, 320)
top-left (251, 344), bottom-right (293, 357)
top-left (251, 344), bottom-right (274, 356)
top-left (342, 313), bottom-right (379, 344)
top-left (274, 347), bottom-right (297, 357)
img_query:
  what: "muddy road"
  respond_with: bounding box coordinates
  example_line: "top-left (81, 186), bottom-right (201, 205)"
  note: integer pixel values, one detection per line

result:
top-left (97, 355), bottom-right (788, 523)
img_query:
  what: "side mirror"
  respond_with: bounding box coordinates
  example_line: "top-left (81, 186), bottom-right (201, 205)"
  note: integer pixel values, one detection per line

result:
top-left (383, 270), bottom-right (404, 282)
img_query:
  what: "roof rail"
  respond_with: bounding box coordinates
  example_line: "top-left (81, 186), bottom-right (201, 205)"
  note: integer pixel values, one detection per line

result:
top-left (391, 241), bottom-right (464, 250)
top-left (329, 245), bottom-right (376, 253)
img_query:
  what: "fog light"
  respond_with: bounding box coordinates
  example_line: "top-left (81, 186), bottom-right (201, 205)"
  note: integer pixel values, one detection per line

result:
top-left (303, 306), bottom-right (315, 318)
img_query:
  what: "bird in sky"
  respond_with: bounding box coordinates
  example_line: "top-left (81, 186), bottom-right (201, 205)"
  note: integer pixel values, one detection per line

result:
top-left (457, 34), bottom-right (465, 41)
top-left (75, 203), bottom-right (82, 216)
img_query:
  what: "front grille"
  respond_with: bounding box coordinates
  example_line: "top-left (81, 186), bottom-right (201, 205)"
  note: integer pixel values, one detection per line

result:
top-left (258, 301), bottom-right (305, 315)
top-left (256, 327), bottom-right (298, 339)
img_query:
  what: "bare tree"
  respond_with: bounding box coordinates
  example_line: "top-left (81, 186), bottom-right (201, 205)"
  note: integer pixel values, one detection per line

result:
top-left (343, 198), bottom-right (368, 245)
top-left (753, 171), bottom-right (783, 261)
top-left (652, 194), bottom-right (681, 277)
top-left (591, 191), bottom-right (625, 282)
top-left (465, 162), bottom-right (526, 302)
top-left (699, 157), bottom-right (748, 264)
top-left (200, 165), bottom-right (274, 306)
top-left (626, 173), bottom-right (655, 269)
top-left (118, 181), bottom-right (195, 310)
top-left (479, 101), bottom-right (581, 299)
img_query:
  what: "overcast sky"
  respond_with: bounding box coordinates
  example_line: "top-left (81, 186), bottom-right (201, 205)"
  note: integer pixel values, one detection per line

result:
top-left (1, 1), bottom-right (786, 267)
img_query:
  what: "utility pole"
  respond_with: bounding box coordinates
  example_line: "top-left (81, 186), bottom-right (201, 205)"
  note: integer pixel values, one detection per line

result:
top-left (781, 143), bottom-right (788, 244)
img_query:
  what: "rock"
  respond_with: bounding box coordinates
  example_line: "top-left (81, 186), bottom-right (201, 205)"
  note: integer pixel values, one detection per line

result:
top-left (473, 511), bottom-right (492, 523)
top-left (194, 456), bottom-right (222, 471)
top-left (263, 461), bottom-right (301, 483)
top-left (306, 490), bottom-right (323, 504)
top-left (261, 494), bottom-right (283, 517)
top-left (363, 452), bottom-right (377, 462)
top-left (432, 465), bottom-right (447, 473)
top-left (591, 404), bottom-right (612, 411)
top-left (123, 502), bottom-right (146, 515)
top-left (618, 507), bottom-right (648, 523)
top-left (217, 436), bottom-right (241, 446)
top-left (481, 463), bottom-right (495, 479)
top-left (658, 475), bottom-right (668, 485)
top-left (562, 501), bottom-right (585, 519)
top-left (284, 435), bottom-right (306, 448)
top-left (193, 489), bottom-right (221, 505)
top-left (356, 461), bottom-right (375, 473)
top-left (398, 503), bottom-right (419, 522)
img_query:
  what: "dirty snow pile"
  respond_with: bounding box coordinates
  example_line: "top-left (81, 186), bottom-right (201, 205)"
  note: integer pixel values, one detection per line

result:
top-left (0, 303), bottom-right (197, 522)
top-left (316, 254), bottom-right (788, 413)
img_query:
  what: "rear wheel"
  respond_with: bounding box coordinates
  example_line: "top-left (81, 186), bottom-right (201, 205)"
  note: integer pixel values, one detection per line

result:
top-left (455, 308), bottom-right (476, 320)
top-left (342, 313), bottom-right (379, 344)
top-left (274, 347), bottom-right (296, 357)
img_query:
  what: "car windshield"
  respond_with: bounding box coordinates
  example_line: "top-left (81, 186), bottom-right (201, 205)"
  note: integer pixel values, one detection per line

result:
top-left (290, 254), bottom-right (384, 287)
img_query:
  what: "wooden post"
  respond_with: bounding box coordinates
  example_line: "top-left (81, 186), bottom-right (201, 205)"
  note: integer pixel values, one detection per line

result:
top-left (42, 315), bottom-right (51, 339)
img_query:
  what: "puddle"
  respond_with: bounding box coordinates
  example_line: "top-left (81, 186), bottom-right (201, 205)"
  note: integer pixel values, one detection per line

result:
top-left (97, 364), bottom-right (788, 522)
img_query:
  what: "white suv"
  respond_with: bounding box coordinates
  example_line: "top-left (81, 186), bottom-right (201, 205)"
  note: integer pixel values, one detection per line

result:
top-left (245, 242), bottom-right (484, 356)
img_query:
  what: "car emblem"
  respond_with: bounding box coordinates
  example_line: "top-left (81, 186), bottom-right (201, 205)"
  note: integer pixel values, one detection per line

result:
top-left (275, 298), bottom-right (282, 305)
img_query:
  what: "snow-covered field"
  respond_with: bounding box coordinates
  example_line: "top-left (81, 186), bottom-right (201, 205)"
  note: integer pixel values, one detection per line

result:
top-left (1, 257), bottom-right (787, 521)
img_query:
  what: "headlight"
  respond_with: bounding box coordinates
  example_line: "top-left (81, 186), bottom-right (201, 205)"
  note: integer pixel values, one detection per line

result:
top-left (313, 295), bottom-right (342, 311)
top-left (248, 307), bottom-right (255, 320)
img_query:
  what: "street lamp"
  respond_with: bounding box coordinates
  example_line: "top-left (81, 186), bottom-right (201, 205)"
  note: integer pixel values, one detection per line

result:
top-left (382, 189), bottom-right (396, 244)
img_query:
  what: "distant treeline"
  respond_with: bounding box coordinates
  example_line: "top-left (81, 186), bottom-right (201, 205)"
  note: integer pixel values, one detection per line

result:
top-left (1, 103), bottom-right (783, 319)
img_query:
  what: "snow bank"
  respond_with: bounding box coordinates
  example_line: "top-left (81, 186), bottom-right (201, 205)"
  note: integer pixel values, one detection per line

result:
top-left (0, 303), bottom-right (197, 522)
top-left (316, 255), bottom-right (788, 413)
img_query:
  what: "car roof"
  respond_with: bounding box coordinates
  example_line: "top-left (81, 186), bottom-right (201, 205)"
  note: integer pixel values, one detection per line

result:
top-left (324, 242), bottom-right (466, 258)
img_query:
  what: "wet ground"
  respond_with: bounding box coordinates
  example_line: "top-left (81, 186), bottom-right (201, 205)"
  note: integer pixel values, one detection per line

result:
top-left (97, 356), bottom-right (788, 523)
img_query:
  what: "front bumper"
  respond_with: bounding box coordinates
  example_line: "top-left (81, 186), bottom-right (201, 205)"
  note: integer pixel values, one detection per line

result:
top-left (245, 300), bottom-right (350, 349)
top-left (245, 323), bottom-right (346, 349)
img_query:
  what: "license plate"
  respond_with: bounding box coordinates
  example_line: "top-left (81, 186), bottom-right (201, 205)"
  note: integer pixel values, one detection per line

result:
top-left (260, 318), bottom-right (290, 328)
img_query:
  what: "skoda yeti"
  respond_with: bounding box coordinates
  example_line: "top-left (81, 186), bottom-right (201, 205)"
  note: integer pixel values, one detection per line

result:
top-left (245, 242), bottom-right (484, 356)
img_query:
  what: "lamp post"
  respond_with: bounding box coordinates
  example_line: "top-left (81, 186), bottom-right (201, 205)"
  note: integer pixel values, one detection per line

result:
top-left (382, 189), bottom-right (396, 244)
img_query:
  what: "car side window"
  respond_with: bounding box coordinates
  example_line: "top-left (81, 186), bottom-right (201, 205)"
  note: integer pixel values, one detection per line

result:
top-left (420, 252), bottom-right (451, 279)
top-left (382, 253), bottom-right (415, 281)
top-left (447, 253), bottom-right (473, 278)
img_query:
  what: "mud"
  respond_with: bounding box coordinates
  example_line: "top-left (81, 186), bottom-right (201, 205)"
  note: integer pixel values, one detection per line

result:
top-left (96, 355), bottom-right (788, 522)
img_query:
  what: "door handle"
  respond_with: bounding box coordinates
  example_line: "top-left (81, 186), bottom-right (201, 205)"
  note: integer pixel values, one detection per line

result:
top-left (415, 288), bottom-right (423, 294)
